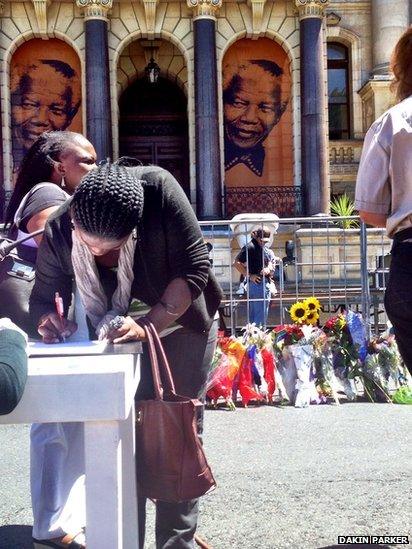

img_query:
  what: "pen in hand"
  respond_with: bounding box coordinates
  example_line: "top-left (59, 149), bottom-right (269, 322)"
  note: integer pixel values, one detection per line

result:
top-left (54, 292), bottom-right (66, 343)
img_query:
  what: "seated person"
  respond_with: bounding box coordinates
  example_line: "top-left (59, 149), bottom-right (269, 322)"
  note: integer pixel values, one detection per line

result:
top-left (0, 318), bottom-right (28, 415)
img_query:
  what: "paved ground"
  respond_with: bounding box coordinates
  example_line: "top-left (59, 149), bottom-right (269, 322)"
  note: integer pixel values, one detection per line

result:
top-left (0, 402), bottom-right (411, 549)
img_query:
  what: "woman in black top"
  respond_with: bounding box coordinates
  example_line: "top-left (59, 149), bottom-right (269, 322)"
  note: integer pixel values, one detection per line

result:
top-left (31, 162), bottom-right (222, 549)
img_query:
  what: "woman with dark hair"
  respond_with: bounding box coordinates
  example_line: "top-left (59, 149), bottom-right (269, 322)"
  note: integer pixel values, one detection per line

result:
top-left (30, 162), bottom-right (222, 548)
top-left (1, 131), bottom-right (96, 337)
top-left (5, 131), bottom-right (97, 254)
top-left (1, 131), bottom-right (96, 549)
top-left (355, 27), bottom-right (412, 375)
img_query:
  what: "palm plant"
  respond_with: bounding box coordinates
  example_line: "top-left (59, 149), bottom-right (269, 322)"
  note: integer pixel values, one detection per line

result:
top-left (330, 193), bottom-right (358, 228)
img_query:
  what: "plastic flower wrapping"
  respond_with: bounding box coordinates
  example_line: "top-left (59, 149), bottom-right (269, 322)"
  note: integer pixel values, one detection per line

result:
top-left (206, 299), bottom-right (412, 409)
top-left (206, 324), bottom-right (277, 409)
top-left (362, 332), bottom-right (410, 403)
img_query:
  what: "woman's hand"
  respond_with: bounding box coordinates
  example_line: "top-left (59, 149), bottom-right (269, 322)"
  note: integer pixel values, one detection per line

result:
top-left (261, 266), bottom-right (272, 276)
top-left (249, 274), bottom-right (262, 284)
top-left (106, 316), bottom-right (146, 344)
top-left (38, 313), bottom-right (78, 344)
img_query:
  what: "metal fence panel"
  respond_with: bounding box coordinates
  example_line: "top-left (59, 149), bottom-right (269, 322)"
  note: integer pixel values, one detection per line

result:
top-left (200, 216), bottom-right (391, 336)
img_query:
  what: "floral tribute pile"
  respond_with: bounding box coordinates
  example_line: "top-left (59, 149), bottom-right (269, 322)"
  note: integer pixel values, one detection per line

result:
top-left (206, 298), bottom-right (412, 409)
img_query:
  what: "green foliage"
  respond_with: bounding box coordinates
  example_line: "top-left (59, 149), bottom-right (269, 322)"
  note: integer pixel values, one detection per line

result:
top-left (330, 193), bottom-right (358, 229)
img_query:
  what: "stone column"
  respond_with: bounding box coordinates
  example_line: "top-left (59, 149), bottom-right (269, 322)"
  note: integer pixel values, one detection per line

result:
top-left (76, 0), bottom-right (113, 162)
top-left (296, 0), bottom-right (329, 215)
top-left (372, 0), bottom-right (409, 76)
top-left (187, 0), bottom-right (222, 220)
top-left (359, 0), bottom-right (409, 128)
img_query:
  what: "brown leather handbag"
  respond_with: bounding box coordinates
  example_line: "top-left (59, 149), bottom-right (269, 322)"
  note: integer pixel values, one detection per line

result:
top-left (135, 318), bottom-right (216, 503)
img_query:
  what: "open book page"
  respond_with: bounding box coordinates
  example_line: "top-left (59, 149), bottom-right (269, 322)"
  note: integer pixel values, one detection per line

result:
top-left (28, 339), bottom-right (108, 357)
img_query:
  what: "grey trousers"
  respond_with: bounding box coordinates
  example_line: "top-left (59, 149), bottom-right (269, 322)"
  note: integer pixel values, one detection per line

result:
top-left (136, 319), bottom-right (218, 549)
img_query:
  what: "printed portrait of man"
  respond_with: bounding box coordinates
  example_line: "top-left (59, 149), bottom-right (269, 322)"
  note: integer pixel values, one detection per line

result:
top-left (11, 59), bottom-right (81, 169)
top-left (223, 59), bottom-right (289, 179)
top-left (222, 37), bottom-right (293, 195)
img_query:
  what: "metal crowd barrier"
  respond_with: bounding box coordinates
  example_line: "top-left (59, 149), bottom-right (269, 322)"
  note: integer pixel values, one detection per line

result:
top-left (200, 215), bottom-right (391, 337)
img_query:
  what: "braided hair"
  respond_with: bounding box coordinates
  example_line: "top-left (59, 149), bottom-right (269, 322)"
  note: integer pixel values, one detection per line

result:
top-left (71, 163), bottom-right (144, 240)
top-left (5, 131), bottom-right (84, 228)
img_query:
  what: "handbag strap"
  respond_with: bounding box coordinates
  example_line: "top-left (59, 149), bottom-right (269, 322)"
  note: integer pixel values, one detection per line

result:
top-left (142, 322), bottom-right (163, 400)
top-left (147, 320), bottom-right (176, 395)
top-left (139, 317), bottom-right (176, 399)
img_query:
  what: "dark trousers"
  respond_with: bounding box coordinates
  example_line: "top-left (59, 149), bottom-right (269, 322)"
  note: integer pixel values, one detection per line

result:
top-left (384, 241), bottom-right (412, 375)
top-left (135, 320), bottom-right (218, 549)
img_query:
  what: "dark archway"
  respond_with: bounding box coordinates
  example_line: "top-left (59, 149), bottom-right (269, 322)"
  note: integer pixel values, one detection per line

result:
top-left (118, 77), bottom-right (190, 197)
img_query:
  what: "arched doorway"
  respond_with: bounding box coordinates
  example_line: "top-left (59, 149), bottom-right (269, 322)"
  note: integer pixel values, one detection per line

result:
top-left (118, 77), bottom-right (190, 196)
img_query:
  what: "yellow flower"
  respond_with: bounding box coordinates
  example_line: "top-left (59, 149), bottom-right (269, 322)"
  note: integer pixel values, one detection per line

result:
top-left (290, 301), bottom-right (309, 324)
top-left (306, 311), bottom-right (319, 325)
top-left (304, 297), bottom-right (321, 312)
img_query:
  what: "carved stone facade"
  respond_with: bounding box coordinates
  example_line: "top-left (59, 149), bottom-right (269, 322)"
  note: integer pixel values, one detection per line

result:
top-left (295, 0), bottom-right (329, 19)
top-left (0, 0), bottom-right (410, 216)
top-left (76, 0), bottom-right (113, 20)
top-left (31, 0), bottom-right (51, 35)
top-left (186, 0), bottom-right (222, 19)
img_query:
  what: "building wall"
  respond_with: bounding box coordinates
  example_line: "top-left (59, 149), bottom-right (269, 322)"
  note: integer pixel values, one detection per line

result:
top-left (0, 0), bottom-right (409, 212)
top-left (0, 1), bottom-right (87, 191)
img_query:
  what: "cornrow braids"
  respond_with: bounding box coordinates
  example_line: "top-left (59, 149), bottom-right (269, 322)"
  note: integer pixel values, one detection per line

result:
top-left (71, 163), bottom-right (144, 240)
top-left (5, 131), bottom-right (84, 228)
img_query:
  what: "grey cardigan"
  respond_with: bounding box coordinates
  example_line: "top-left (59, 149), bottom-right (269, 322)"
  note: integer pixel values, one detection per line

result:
top-left (30, 166), bottom-right (223, 333)
top-left (0, 328), bottom-right (27, 415)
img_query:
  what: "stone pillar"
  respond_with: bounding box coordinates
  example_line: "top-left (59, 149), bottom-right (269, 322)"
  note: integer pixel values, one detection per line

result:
top-left (76, 0), bottom-right (113, 162)
top-left (187, 0), bottom-right (222, 220)
top-left (372, 0), bottom-right (409, 76)
top-left (296, 0), bottom-right (329, 215)
top-left (359, 0), bottom-right (409, 127)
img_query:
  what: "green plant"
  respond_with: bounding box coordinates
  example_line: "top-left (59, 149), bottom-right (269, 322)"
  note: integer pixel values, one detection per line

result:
top-left (330, 193), bottom-right (358, 228)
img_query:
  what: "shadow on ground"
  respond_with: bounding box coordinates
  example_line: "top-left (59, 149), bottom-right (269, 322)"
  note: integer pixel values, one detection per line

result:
top-left (0, 525), bottom-right (32, 549)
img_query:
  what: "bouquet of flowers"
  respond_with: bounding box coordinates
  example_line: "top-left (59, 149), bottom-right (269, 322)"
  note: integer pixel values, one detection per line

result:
top-left (272, 324), bottom-right (304, 355)
top-left (314, 337), bottom-right (342, 405)
top-left (276, 345), bottom-right (298, 403)
top-left (292, 325), bottom-right (328, 407)
top-left (273, 317), bottom-right (325, 406)
top-left (288, 343), bottom-right (316, 408)
top-left (323, 314), bottom-right (358, 400)
top-left (272, 324), bottom-right (304, 402)
top-left (241, 323), bottom-right (270, 349)
top-left (206, 336), bottom-right (246, 410)
top-left (289, 297), bottom-right (322, 326)
top-left (236, 345), bottom-right (265, 407)
top-left (239, 324), bottom-right (277, 405)
top-left (362, 333), bottom-right (409, 402)
top-left (261, 346), bottom-right (276, 403)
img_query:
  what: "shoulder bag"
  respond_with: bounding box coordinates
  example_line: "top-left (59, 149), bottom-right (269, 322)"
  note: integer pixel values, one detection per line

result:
top-left (0, 183), bottom-right (65, 337)
top-left (0, 229), bottom-right (43, 337)
top-left (135, 318), bottom-right (216, 503)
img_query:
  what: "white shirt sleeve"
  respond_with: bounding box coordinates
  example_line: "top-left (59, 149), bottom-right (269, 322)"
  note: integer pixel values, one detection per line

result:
top-left (355, 121), bottom-right (391, 215)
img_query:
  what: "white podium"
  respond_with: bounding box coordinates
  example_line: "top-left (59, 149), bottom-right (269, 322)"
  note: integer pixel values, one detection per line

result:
top-left (0, 342), bottom-right (141, 549)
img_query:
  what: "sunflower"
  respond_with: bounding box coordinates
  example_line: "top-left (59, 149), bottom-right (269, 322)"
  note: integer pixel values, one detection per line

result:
top-left (305, 310), bottom-right (319, 325)
top-left (304, 297), bottom-right (321, 312)
top-left (290, 301), bottom-right (309, 324)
